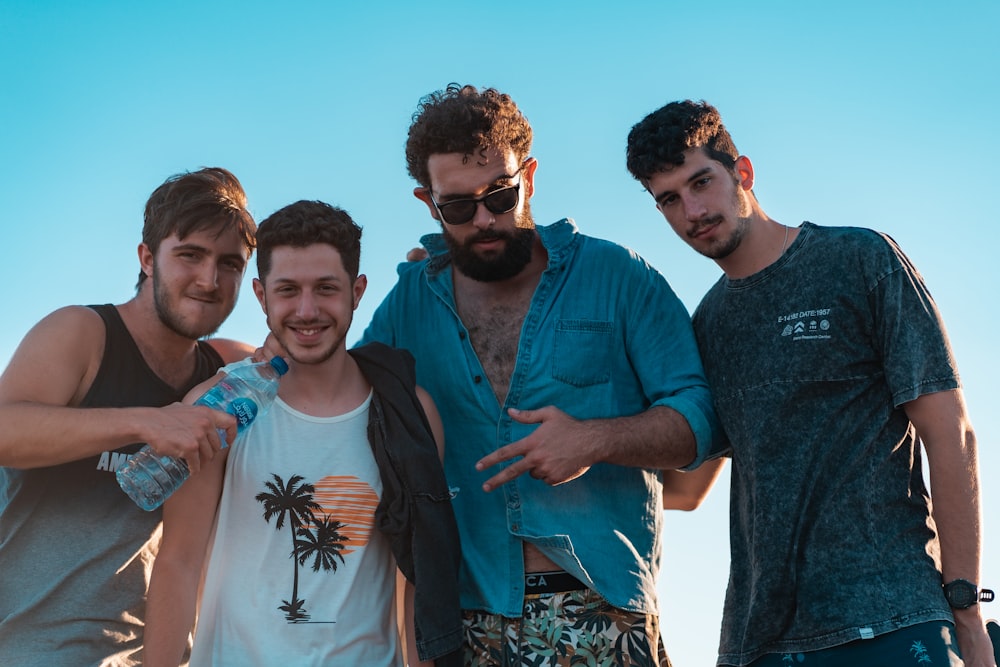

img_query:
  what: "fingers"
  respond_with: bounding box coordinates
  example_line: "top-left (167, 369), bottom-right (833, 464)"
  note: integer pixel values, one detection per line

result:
top-left (406, 247), bottom-right (428, 262)
top-left (210, 411), bottom-right (238, 449)
top-left (481, 459), bottom-right (533, 492)
top-left (149, 404), bottom-right (236, 475)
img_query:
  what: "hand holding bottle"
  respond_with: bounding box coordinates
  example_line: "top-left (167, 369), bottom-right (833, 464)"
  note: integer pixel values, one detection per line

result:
top-left (118, 356), bottom-right (288, 510)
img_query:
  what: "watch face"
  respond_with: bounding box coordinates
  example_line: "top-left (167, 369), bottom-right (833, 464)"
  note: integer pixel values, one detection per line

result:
top-left (945, 580), bottom-right (978, 608)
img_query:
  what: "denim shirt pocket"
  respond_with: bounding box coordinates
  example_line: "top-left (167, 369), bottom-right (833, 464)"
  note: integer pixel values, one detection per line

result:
top-left (552, 319), bottom-right (613, 387)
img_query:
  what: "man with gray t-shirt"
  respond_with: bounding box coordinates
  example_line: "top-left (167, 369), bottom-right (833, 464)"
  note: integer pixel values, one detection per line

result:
top-left (625, 101), bottom-right (995, 666)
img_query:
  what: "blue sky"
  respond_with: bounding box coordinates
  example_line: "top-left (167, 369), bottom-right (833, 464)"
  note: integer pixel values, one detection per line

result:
top-left (2, 2), bottom-right (997, 663)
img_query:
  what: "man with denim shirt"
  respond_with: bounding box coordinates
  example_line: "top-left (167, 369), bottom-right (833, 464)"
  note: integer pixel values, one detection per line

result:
top-left (359, 84), bottom-right (723, 666)
top-left (626, 100), bottom-right (995, 666)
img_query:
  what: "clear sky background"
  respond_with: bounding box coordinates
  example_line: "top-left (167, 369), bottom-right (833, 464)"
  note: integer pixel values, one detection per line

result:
top-left (2, 2), bottom-right (997, 664)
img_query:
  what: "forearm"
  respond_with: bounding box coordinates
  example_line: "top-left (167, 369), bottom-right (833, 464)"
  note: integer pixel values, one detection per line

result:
top-left (145, 558), bottom-right (202, 667)
top-left (402, 577), bottom-right (433, 667)
top-left (908, 390), bottom-right (994, 664)
top-left (589, 405), bottom-right (697, 470)
top-left (662, 458), bottom-right (726, 510)
top-left (0, 403), bottom-right (153, 468)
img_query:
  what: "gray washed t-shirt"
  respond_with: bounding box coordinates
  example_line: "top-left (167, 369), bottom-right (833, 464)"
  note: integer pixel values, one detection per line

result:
top-left (694, 223), bottom-right (958, 666)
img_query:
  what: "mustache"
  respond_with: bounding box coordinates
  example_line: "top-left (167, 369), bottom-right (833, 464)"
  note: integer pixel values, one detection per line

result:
top-left (467, 229), bottom-right (510, 243)
top-left (690, 215), bottom-right (724, 237)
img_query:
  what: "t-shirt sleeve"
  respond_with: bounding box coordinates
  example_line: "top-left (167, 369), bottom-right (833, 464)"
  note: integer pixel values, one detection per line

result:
top-left (868, 234), bottom-right (960, 407)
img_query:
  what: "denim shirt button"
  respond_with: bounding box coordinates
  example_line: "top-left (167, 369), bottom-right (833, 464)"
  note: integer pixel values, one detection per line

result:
top-left (473, 375), bottom-right (482, 384)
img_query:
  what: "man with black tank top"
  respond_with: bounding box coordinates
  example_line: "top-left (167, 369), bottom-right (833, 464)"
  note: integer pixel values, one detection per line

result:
top-left (0, 167), bottom-right (257, 666)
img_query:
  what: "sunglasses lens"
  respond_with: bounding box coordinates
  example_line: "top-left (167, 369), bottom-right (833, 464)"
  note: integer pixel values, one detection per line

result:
top-left (440, 201), bottom-right (477, 225)
top-left (484, 186), bottom-right (519, 215)
top-left (436, 183), bottom-right (520, 225)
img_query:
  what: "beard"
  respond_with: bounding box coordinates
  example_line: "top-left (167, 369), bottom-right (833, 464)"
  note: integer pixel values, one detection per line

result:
top-left (153, 266), bottom-right (228, 339)
top-left (692, 181), bottom-right (753, 260)
top-left (443, 204), bottom-right (536, 282)
top-left (265, 308), bottom-right (354, 367)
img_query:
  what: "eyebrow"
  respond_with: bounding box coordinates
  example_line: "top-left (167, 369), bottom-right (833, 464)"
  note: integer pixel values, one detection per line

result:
top-left (436, 172), bottom-right (520, 202)
top-left (653, 166), bottom-right (713, 205)
top-left (172, 243), bottom-right (246, 266)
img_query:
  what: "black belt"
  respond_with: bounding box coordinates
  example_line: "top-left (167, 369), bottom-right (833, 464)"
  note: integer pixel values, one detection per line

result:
top-left (524, 570), bottom-right (587, 594)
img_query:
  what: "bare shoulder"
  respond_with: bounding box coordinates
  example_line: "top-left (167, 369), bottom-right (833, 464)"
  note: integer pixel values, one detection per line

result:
top-left (205, 338), bottom-right (255, 364)
top-left (0, 305), bottom-right (106, 406)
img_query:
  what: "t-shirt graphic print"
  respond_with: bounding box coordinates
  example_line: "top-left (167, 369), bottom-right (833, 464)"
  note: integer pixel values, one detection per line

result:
top-left (190, 393), bottom-right (403, 666)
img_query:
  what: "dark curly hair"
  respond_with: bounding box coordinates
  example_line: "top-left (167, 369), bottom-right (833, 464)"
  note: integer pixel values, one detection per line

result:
top-left (255, 200), bottom-right (362, 282)
top-left (625, 100), bottom-right (739, 184)
top-left (405, 84), bottom-right (533, 188)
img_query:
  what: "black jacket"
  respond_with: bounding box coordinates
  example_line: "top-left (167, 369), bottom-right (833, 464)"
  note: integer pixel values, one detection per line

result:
top-left (350, 343), bottom-right (463, 666)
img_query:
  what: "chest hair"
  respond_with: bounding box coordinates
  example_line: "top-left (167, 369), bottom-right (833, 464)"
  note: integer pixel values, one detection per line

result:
top-left (456, 291), bottom-right (532, 406)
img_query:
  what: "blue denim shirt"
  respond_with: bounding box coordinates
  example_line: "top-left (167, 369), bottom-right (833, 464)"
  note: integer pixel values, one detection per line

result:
top-left (359, 219), bottom-right (718, 616)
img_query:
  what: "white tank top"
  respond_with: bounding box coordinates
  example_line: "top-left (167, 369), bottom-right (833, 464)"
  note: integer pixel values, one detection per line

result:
top-left (190, 392), bottom-right (402, 666)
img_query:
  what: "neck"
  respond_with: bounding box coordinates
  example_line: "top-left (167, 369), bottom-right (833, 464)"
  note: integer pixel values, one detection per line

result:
top-left (116, 294), bottom-right (202, 388)
top-left (716, 208), bottom-right (795, 280)
top-left (279, 347), bottom-right (371, 418)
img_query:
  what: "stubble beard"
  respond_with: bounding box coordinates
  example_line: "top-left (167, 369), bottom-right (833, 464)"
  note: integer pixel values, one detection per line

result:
top-left (266, 307), bottom-right (353, 367)
top-left (693, 184), bottom-right (753, 261)
top-left (152, 266), bottom-right (228, 340)
top-left (444, 202), bottom-right (536, 282)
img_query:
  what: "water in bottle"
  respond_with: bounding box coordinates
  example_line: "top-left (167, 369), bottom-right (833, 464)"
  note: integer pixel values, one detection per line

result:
top-left (117, 356), bottom-right (289, 510)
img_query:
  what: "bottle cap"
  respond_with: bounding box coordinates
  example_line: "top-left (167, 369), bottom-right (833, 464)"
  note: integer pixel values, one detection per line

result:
top-left (270, 356), bottom-right (289, 375)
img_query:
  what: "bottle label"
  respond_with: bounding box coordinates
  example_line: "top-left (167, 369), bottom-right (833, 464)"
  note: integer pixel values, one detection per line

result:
top-left (229, 397), bottom-right (259, 429)
top-left (198, 384), bottom-right (230, 410)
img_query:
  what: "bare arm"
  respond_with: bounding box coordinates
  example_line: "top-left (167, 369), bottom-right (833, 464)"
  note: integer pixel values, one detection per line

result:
top-left (906, 389), bottom-right (995, 666)
top-left (477, 405), bottom-right (696, 492)
top-left (662, 458), bottom-right (726, 511)
top-left (415, 385), bottom-right (445, 461)
top-left (144, 426), bottom-right (230, 666)
top-left (0, 307), bottom-right (234, 472)
top-left (398, 571), bottom-right (433, 667)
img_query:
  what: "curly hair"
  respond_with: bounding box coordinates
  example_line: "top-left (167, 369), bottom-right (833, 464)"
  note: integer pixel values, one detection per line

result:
top-left (138, 166), bottom-right (256, 289)
top-left (625, 100), bottom-right (739, 184)
top-left (255, 200), bottom-right (362, 282)
top-left (405, 84), bottom-right (533, 188)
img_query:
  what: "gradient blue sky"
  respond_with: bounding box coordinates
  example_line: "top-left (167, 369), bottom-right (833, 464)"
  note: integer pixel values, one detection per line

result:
top-left (2, 2), bottom-right (997, 663)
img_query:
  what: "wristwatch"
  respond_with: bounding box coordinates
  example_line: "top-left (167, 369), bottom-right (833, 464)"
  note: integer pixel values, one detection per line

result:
top-left (942, 579), bottom-right (996, 609)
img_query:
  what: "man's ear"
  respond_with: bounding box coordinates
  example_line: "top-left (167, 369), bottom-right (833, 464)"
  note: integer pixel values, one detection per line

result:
top-left (137, 243), bottom-right (154, 281)
top-left (352, 274), bottom-right (368, 310)
top-left (253, 277), bottom-right (267, 313)
top-left (520, 156), bottom-right (538, 200)
top-left (735, 155), bottom-right (755, 191)
top-left (413, 187), bottom-right (440, 221)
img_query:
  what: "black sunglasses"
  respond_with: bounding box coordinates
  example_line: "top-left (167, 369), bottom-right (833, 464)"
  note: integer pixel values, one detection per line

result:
top-left (430, 179), bottom-right (521, 226)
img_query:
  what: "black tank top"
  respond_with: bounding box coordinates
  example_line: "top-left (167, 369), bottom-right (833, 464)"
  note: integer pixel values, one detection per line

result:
top-left (0, 303), bottom-right (225, 665)
top-left (83, 303), bottom-right (224, 410)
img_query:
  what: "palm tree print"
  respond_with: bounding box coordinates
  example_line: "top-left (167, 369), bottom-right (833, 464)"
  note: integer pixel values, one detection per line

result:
top-left (256, 473), bottom-right (321, 621)
top-left (296, 514), bottom-right (348, 573)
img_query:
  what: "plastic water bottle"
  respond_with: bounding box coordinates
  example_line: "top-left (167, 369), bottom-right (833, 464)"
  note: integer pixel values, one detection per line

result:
top-left (117, 356), bottom-right (289, 510)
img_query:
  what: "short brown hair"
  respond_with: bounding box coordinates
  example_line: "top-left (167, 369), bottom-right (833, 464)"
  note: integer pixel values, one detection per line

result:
top-left (138, 166), bottom-right (256, 288)
top-left (256, 200), bottom-right (362, 283)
